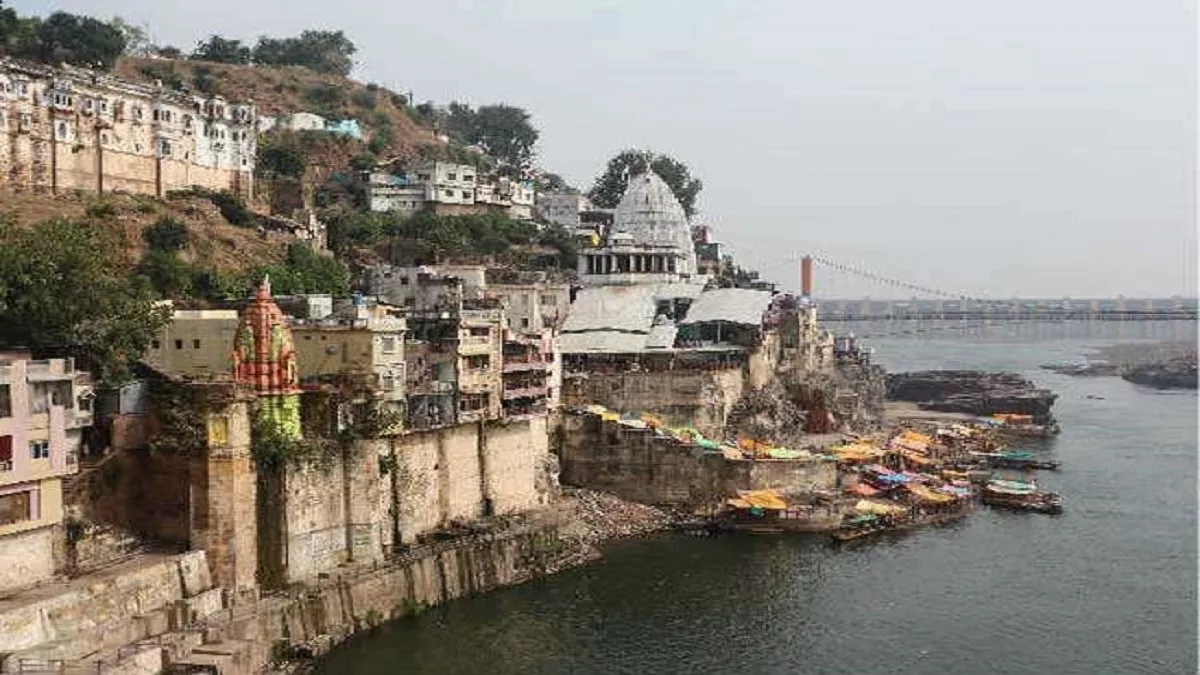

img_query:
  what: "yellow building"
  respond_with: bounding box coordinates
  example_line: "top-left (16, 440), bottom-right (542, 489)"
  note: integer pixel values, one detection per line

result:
top-left (143, 309), bottom-right (241, 379)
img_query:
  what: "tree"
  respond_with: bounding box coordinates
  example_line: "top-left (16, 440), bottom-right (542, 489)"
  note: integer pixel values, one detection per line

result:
top-left (154, 45), bottom-right (183, 59)
top-left (0, 1), bottom-right (39, 58)
top-left (136, 249), bottom-right (194, 299)
top-left (253, 30), bottom-right (356, 76)
top-left (588, 150), bottom-right (703, 218)
top-left (441, 103), bottom-right (539, 169)
top-left (191, 35), bottom-right (251, 64)
top-left (256, 135), bottom-right (307, 178)
top-left (0, 218), bottom-right (172, 383)
top-left (33, 12), bottom-right (127, 70)
top-left (107, 17), bottom-right (149, 56)
top-left (254, 244), bottom-right (350, 295)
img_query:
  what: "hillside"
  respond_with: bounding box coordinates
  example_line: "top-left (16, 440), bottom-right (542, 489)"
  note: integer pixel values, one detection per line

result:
top-left (0, 188), bottom-right (291, 273)
top-left (115, 57), bottom-right (439, 162)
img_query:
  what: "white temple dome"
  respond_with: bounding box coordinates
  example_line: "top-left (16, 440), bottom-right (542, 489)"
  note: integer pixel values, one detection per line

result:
top-left (612, 171), bottom-right (696, 274)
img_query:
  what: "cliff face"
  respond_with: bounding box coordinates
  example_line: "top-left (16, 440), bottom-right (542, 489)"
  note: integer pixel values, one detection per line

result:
top-left (886, 370), bottom-right (1057, 424)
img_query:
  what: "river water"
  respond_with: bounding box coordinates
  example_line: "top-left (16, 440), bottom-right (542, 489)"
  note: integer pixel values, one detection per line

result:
top-left (318, 321), bottom-right (1198, 675)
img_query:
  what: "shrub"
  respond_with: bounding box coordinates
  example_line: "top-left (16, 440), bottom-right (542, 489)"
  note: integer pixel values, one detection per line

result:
top-left (142, 217), bottom-right (189, 252)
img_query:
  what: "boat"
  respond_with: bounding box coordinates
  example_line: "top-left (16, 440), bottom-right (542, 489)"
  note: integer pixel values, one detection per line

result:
top-left (969, 451), bottom-right (1061, 472)
top-left (830, 514), bottom-right (887, 542)
top-left (981, 479), bottom-right (1064, 514)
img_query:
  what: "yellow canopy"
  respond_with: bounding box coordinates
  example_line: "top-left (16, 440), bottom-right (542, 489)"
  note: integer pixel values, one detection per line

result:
top-left (855, 500), bottom-right (907, 516)
top-left (832, 442), bottom-right (884, 461)
top-left (732, 489), bottom-right (788, 510)
top-left (902, 451), bottom-right (936, 466)
top-left (907, 484), bottom-right (956, 504)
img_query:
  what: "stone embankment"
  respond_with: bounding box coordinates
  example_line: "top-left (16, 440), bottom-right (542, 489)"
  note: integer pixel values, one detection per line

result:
top-left (886, 371), bottom-right (1057, 425)
top-left (1042, 341), bottom-right (1197, 390)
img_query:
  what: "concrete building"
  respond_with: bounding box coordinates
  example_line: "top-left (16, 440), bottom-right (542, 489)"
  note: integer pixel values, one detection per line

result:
top-left (365, 163), bottom-right (536, 220)
top-left (292, 299), bottom-right (408, 415)
top-left (0, 353), bottom-right (93, 592)
top-left (576, 171), bottom-right (699, 286)
top-left (501, 331), bottom-right (558, 417)
top-left (0, 58), bottom-right (256, 198)
top-left (367, 264), bottom-right (488, 311)
top-left (492, 282), bottom-right (571, 332)
top-left (143, 308), bottom-right (240, 379)
top-left (535, 192), bottom-right (594, 229)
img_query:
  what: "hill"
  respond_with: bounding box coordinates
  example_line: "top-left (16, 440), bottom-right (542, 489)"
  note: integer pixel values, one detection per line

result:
top-left (0, 188), bottom-right (290, 274)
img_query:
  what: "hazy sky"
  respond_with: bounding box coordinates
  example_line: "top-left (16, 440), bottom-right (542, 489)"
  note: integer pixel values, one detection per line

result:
top-left (15, 0), bottom-right (1197, 298)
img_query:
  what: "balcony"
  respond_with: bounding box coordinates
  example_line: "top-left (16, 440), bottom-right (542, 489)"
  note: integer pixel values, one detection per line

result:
top-left (502, 385), bottom-right (548, 401)
top-left (502, 360), bottom-right (550, 374)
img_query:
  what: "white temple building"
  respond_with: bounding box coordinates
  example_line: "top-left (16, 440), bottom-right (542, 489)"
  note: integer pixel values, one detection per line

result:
top-left (576, 171), bottom-right (699, 286)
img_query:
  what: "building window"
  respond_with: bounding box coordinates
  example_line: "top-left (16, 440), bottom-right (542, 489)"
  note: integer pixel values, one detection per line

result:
top-left (469, 327), bottom-right (490, 337)
top-left (193, 339), bottom-right (201, 349)
top-left (463, 175), bottom-right (474, 182)
top-left (0, 385), bottom-right (10, 418)
top-left (159, 139), bottom-right (172, 157)
top-left (30, 440), bottom-right (50, 460)
top-left (443, 190), bottom-right (453, 198)
top-left (174, 340), bottom-right (183, 349)
top-left (400, 276), bottom-right (409, 285)
top-left (521, 318), bottom-right (530, 328)
top-left (381, 337), bottom-right (397, 354)
top-left (18, 113), bottom-right (30, 132)
top-left (56, 122), bottom-right (68, 140)
top-left (462, 190), bottom-right (471, 199)
top-left (151, 339), bottom-right (161, 349)
top-left (0, 490), bottom-right (32, 526)
top-left (0, 435), bottom-right (12, 470)
top-left (540, 294), bottom-right (557, 306)
top-left (448, 172), bottom-right (457, 181)
top-left (381, 375), bottom-right (395, 391)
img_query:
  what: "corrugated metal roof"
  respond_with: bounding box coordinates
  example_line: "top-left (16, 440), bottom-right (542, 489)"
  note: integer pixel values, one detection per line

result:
top-left (680, 288), bottom-right (774, 326)
top-left (559, 331), bottom-right (649, 353)
top-left (561, 285), bottom-right (659, 334)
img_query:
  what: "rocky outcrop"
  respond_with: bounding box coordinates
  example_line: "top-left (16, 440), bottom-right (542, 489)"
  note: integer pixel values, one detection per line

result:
top-left (1043, 341), bottom-right (1197, 390)
top-left (1122, 360), bottom-right (1198, 389)
top-left (886, 370), bottom-right (1057, 424)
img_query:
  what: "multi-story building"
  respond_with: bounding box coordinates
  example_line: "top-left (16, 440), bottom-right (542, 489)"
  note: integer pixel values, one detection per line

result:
top-left (365, 162), bottom-right (536, 220)
top-left (0, 352), bottom-right (93, 592)
top-left (492, 282), bottom-right (571, 332)
top-left (501, 331), bottom-right (558, 418)
top-left (291, 299), bottom-right (408, 420)
top-left (0, 58), bottom-right (256, 198)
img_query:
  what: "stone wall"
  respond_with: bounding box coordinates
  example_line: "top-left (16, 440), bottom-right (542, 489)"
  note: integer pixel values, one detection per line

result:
top-left (562, 367), bottom-right (746, 438)
top-left (558, 413), bottom-right (837, 507)
top-left (0, 527), bottom-right (55, 595)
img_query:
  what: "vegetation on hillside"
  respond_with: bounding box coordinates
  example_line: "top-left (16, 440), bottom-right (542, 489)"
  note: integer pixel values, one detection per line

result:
top-left (414, 102), bottom-right (540, 169)
top-left (0, 3), bottom-right (135, 70)
top-left (0, 216), bottom-right (172, 383)
top-left (190, 30), bottom-right (356, 76)
top-left (589, 150), bottom-right (703, 218)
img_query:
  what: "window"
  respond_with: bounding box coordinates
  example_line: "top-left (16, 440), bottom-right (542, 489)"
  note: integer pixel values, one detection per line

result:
top-left (56, 122), bottom-right (68, 140)
top-left (381, 375), bottom-right (395, 391)
top-left (50, 382), bottom-right (72, 409)
top-left (0, 435), bottom-right (12, 470)
top-left (174, 340), bottom-right (183, 349)
top-left (463, 175), bottom-right (474, 182)
top-left (381, 337), bottom-right (397, 354)
top-left (448, 172), bottom-right (457, 180)
top-left (133, 106), bottom-right (144, 120)
top-left (418, 173), bottom-right (430, 181)
top-left (18, 113), bottom-right (30, 132)
top-left (400, 276), bottom-right (409, 286)
top-left (462, 190), bottom-right (471, 199)
top-left (151, 339), bottom-right (161, 349)
top-left (540, 295), bottom-right (557, 306)
top-left (521, 318), bottom-right (530, 328)
top-left (30, 440), bottom-right (50, 460)
top-left (159, 139), bottom-right (172, 157)
top-left (443, 190), bottom-right (453, 198)
top-left (469, 327), bottom-right (490, 337)
top-left (0, 385), bottom-right (10, 418)
top-left (0, 490), bottom-right (32, 526)
top-left (192, 339), bottom-right (201, 349)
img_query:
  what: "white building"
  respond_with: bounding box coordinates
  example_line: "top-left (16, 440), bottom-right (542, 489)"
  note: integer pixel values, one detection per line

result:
top-left (278, 112), bottom-right (327, 132)
top-left (366, 161), bottom-right (537, 220)
top-left (576, 171), bottom-right (698, 286)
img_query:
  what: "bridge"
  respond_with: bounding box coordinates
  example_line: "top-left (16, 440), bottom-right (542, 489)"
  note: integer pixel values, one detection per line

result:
top-left (781, 255), bottom-right (1198, 321)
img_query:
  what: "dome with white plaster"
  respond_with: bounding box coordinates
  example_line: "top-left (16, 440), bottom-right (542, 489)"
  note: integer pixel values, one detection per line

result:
top-left (613, 171), bottom-right (696, 274)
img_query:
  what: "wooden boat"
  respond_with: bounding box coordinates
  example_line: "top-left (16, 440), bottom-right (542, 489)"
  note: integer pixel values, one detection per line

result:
top-left (981, 480), bottom-right (1064, 514)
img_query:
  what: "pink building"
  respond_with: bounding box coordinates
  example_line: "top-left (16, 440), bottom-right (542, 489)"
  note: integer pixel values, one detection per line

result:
top-left (0, 351), bottom-right (93, 592)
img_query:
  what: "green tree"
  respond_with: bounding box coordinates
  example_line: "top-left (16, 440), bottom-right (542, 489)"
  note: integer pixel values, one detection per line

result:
top-left (33, 12), bottom-right (127, 70)
top-left (253, 30), bottom-right (356, 76)
top-left (441, 103), bottom-right (538, 169)
top-left (136, 249), bottom-right (194, 298)
top-left (0, 2), bottom-right (41, 59)
top-left (191, 35), bottom-right (251, 64)
top-left (255, 244), bottom-right (350, 295)
top-left (588, 150), bottom-right (703, 218)
top-left (107, 17), bottom-right (149, 56)
top-left (256, 135), bottom-right (307, 178)
top-left (142, 217), bottom-right (189, 252)
top-left (0, 218), bottom-right (171, 383)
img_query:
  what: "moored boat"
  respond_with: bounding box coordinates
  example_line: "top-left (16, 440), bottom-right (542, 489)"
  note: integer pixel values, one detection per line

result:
top-left (981, 479), bottom-right (1064, 514)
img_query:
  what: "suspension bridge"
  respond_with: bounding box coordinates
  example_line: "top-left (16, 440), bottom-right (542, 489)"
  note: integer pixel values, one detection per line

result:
top-left (785, 255), bottom-right (1198, 322)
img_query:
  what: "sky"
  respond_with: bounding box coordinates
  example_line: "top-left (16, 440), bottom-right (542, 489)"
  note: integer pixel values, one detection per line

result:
top-left (13, 0), bottom-right (1197, 298)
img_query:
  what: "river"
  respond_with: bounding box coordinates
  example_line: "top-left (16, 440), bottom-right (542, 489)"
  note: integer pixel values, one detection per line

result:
top-left (317, 321), bottom-right (1197, 675)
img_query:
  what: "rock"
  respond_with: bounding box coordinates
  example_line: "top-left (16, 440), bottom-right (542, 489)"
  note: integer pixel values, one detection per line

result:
top-left (1043, 341), bottom-right (1197, 390)
top-left (1122, 360), bottom-right (1198, 389)
top-left (886, 370), bottom-right (1057, 424)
